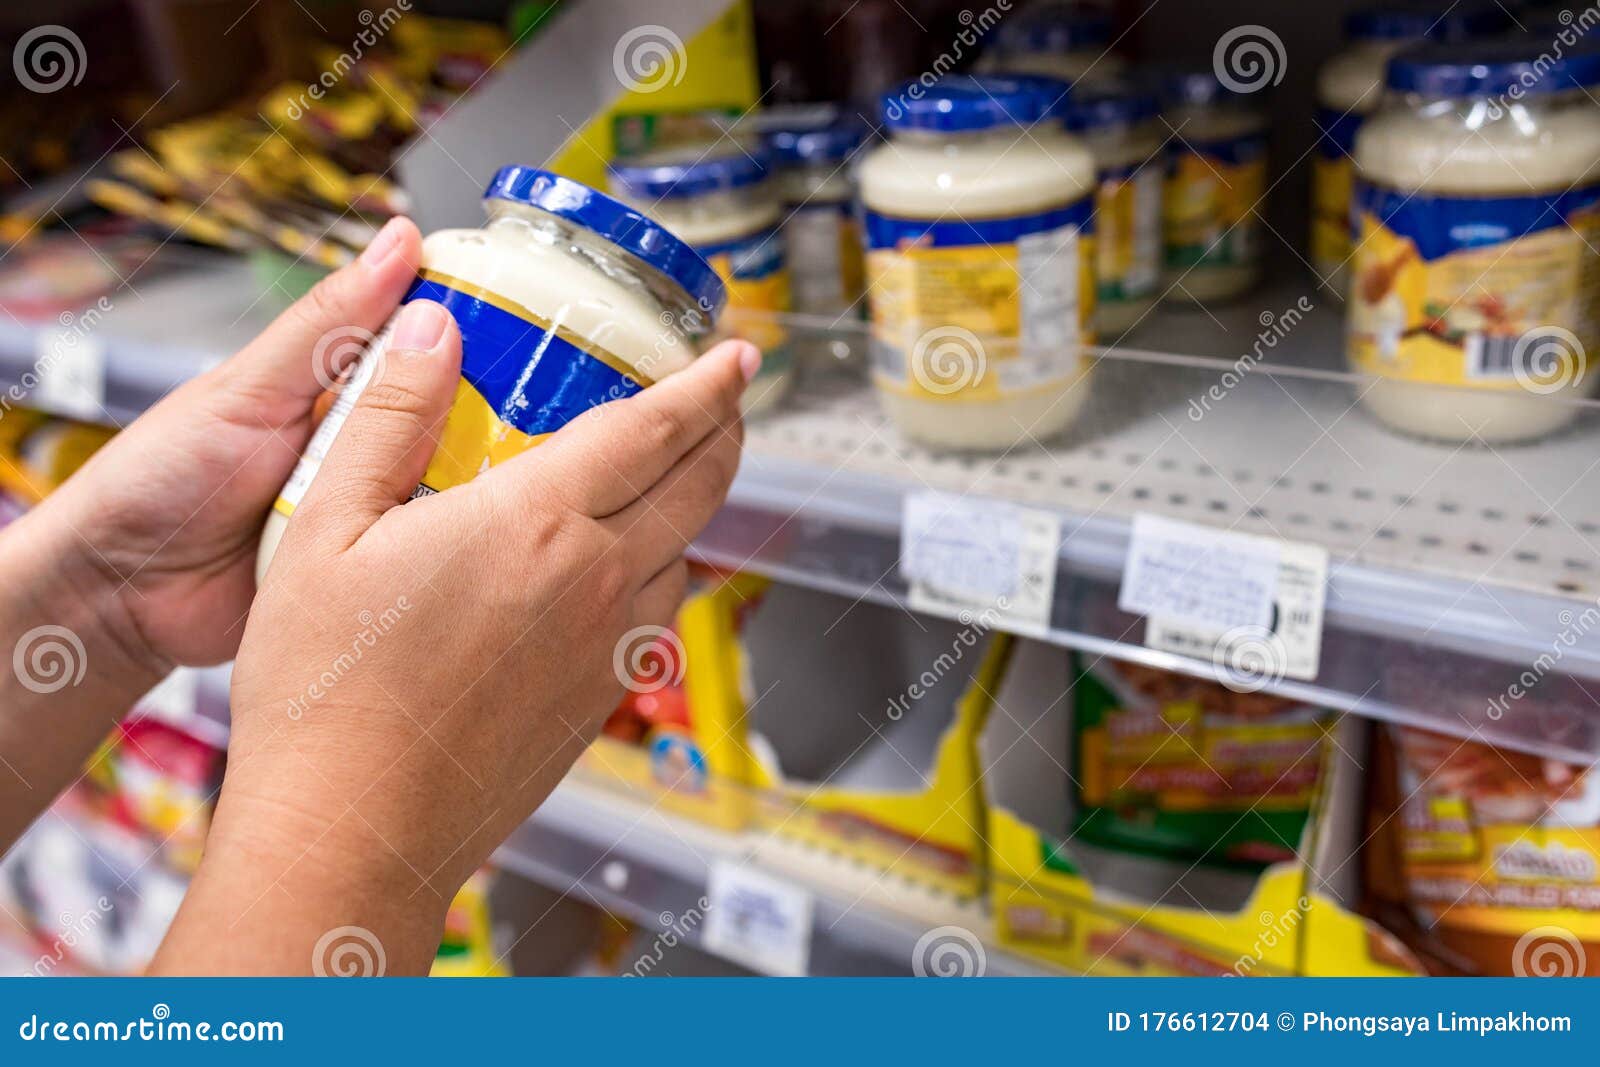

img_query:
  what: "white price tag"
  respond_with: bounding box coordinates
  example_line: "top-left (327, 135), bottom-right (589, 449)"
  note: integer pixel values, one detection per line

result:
top-left (901, 490), bottom-right (1059, 635)
top-left (1119, 514), bottom-right (1280, 631)
top-left (33, 326), bottom-right (106, 420)
top-left (702, 861), bottom-right (812, 976)
top-left (1122, 516), bottom-right (1328, 684)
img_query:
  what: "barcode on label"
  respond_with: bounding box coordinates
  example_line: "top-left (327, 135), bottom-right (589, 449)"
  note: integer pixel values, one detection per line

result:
top-left (1465, 333), bottom-right (1522, 378)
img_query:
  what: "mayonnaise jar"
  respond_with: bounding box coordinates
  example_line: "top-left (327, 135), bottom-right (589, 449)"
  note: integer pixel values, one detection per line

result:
top-left (256, 167), bottom-right (723, 579)
top-left (979, 1), bottom-right (1123, 85)
top-left (1313, 4), bottom-right (1506, 296)
top-left (1160, 68), bottom-right (1268, 304)
top-left (1061, 81), bottom-right (1164, 335)
top-left (1346, 44), bottom-right (1600, 442)
top-left (859, 75), bottom-right (1098, 450)
top-left (609, 149), bottom-right (793, 416)
top-left (756, 107), bottom-right (868, 366)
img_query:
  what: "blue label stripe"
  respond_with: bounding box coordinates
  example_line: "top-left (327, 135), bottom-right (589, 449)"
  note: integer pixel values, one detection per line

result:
top-left (695, 225), bottom-right (786, 280)
top-left (1170, 133), bottom-right (1267, 168)
top-left (1356, 181), bottom-right (1600, 261)
top-left (404, 274), bottom-right (646, 438)
top-left (863, 198), bottom-right (1094, 250)
top-left (1316, 107), bottom-right (1363, 160)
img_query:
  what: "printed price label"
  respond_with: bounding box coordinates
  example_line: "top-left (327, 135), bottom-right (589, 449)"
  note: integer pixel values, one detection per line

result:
top-left (33, 327), bottom-right (106, 420)
top-left (901, 490), bottom-right (1060, 635)
top-left (1121, 515), bottom-right (1327, 683)
top-left (703, 861), bottom-right (812, 976)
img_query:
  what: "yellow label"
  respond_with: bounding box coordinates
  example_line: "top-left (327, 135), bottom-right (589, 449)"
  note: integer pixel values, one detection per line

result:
top-left (1096, 163), bottom-right (1161, 303)
top-left (1347, 184), bottom-right (1600, 389)
top-left (864, 200), bottom-right (1095, 404)
top-left (1311, 155), bottom-right (1353, 273)
top-left (1163, 139), bottom-right (1267, 270)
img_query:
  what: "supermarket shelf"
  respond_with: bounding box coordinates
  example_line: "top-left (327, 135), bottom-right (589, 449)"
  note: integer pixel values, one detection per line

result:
top-left (9, 262), bottom-right (1600, 759)
top-left (495, 778), bottom-right (1057, 977)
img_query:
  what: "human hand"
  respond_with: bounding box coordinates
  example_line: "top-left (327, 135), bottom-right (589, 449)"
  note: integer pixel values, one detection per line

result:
top-left (153, 299), bottom-right (754, 974)
top-left (37, 217), bottom-right (425, 670)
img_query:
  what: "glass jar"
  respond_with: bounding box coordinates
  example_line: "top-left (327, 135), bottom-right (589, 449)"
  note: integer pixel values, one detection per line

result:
top-left (1346, 43), bottom-right (1600, 442)
top-left (609, 148), bottom-right (794, 416)
top-left (258, 166), bottom-right (723, 578)
top-left (1159, 67), bottom-right (1269, 304)
top-left (1061, 80), bottom-right (1165, 336)
top-left (752, 105), bottom-right (868, 369)
top-left (978, 1), bottom-right (1124, 84)
top-left (1313, 3), bottom-right (1507, 296)
top-left (858, 75), bottom-right (1097, 451)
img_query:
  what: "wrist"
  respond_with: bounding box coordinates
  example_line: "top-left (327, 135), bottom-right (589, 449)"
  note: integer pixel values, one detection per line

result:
top-left (2, 495), bottom-right (171, 687)
top-left (159, 777), bottom-right (451, 975)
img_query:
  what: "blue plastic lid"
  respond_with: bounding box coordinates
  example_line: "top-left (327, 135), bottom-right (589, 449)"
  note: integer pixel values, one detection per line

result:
top-left (1060, 80), bottom-right (1161, 131)
top-left (1344, 2), bottom-right (1507, 43)
top-left (1387, 39), bottom-right (1600, 94)
top-left (881, 74), bottom-right (1053, 132)
top-left (484, 165), bottom-right (725, 318)
top-left (607, 147), bottom-right (773, 200)
top-left (992, 1), bottom-right (1112, 54)
top-left (754, 105), bottom-right (868, 164)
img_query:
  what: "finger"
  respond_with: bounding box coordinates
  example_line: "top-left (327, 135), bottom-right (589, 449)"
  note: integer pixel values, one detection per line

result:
top-left (288, 300), bottom-right (462, 549)
top-left (229, 217), bottom-right (423, 402)
top-left (496, 339), bottom-right (757, 518)
top-left (631, 558), bottom-right (689, 632)
top-left (602, 418), bottom-right (742, 578)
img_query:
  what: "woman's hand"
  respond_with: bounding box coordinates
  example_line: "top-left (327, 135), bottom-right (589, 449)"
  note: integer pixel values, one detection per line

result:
top-left (152, 301), bottom-right (755, 975)
top-left (0, 219), bottom-right (424, 850)
top-left (41, 217), bottom-right (425, 669)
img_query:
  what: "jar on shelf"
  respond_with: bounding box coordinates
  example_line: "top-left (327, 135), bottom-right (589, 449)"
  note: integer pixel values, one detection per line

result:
top-left (1158, 67), bottom-right (1269, 305)
top-left (1061, 80), bottom-right (1165, 336)
top-left (609, 148), bottom-right (794, 416)
top-left (1345, 42), bottom-right (1600, 443)
top-left (258, 166), bottom-right (724, 579)
top-left (858, 74), bottom-right (1097, 451)
top-left (749, 105), bottom-right (869, 370)
top-left (978, 0), bottom-right (1123, 85)
top-left (1313, 3), bottom-right (1507, 297)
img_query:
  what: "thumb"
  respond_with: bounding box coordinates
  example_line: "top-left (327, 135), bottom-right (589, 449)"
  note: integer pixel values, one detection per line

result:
top-left (290, 300), bottom-right (462, 552)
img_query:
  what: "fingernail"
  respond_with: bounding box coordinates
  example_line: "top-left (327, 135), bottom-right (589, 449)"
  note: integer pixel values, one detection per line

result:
top-left (391, 300), bottom-right (448, 351)
top-left (737, 343), bottom-right (762, 382)
top-left (360, 218), bottom-right (406, 267)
